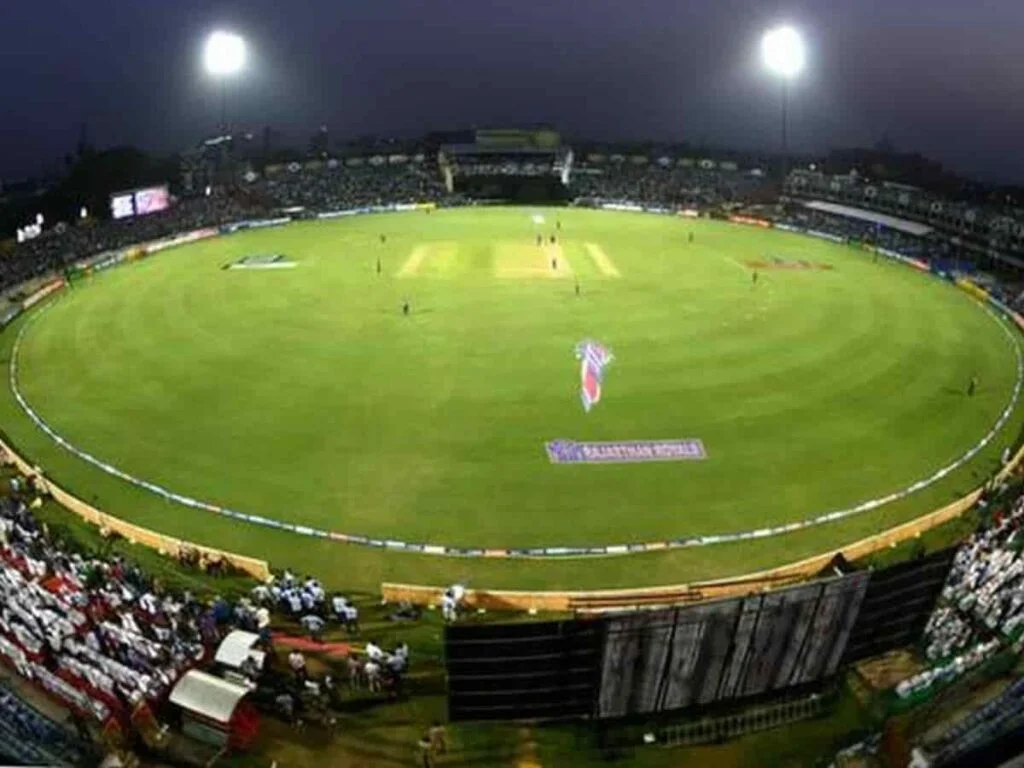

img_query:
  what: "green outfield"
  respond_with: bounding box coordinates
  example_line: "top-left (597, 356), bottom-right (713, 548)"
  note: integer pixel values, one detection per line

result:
top-left (1, 207), bottom-right (1021, 592)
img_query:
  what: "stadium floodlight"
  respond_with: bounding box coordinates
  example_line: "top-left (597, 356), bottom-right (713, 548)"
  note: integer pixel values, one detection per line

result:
top-left (203, 31), bottom-right (246, 77)
top-left (761, 25), bottom-right (805, 178)
top-left (761, 26), bottom-right (805, 79)
top-left (203, 31), bottom-right (246, 133)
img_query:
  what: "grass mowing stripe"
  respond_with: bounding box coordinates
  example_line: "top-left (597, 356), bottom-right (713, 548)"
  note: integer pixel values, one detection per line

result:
top-left (4, 210), bottom-right (1019, 577)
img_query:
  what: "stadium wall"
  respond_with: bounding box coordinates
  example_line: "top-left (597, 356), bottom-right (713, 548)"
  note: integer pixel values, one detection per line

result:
top-left (383, 443), bottom-right (1022, 612)
top-left (0, 431), bottom-right (271, 580)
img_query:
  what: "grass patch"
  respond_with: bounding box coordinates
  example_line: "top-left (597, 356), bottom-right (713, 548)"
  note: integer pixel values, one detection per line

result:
top-left (0, 207), bottom-right (1018, 593)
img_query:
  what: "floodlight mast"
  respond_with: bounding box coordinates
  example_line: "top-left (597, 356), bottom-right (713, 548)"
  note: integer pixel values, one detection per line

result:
top-left (203, 31), bottom-right (246, 132)
top-left (761, 26), bottom-right (805, 179)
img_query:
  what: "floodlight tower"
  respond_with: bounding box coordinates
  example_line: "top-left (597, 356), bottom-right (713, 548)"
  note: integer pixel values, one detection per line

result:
top-left (761, 25), bottom-right (805, 178)
top-left (203, 31), bottom-right (246, 132)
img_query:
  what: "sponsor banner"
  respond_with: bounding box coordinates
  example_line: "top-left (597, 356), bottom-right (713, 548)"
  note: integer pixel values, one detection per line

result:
top-left (318, 203), bottom-right (434, 219)
top-left (728, 215), bottom-right (772, 228)
top-left (317, 208), bottom-right (369, 219)
top-left (75, 249), bottom-right (119, 272)
top-left (678, 209), bottom-right (700, 218)
top-left (85, 250), bottom-right (126, 274)
top-left (747, 259), bottom-right (834, 271)
top-left (642, 206), bottom-right (671, 215)
top-left (228, 262), bottom-right (296, 270)
top-left (601, 203), bottom-right (644, 212)
top-left (227, 253), bottom-right (297, 270)
top-left (21, 280), bottom-right (64, 310)
top-left (220, 217), bottom-right (292, 235)
top-left (774, 223), bottom-right (802, 233)
top-left (143, 228), bottom-right (219, 255)
top-left (875, 247), bottom-right (929, 272)
top-left (546, 439), bottom-right (708, 464)
top-left (806, 229), bottom-right (846, 243)
top-left (956, 278), bottom-right (990, 302)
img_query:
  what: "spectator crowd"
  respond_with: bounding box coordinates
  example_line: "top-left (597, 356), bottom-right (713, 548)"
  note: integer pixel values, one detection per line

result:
top-left (250, 164), bottom-right (448, 212)
top-left (894, 485), bottom-right (1024, 701)
top-left (924, 492), bottom-right (1024, 662)
top-left (0, 464), bottom-right (410, 740)
top-left (6, 194), bottom-right (255, 294)
top-left (571, 163), bottom-right (768, 208)
top-left (0, 488), bottom-right (206, 722)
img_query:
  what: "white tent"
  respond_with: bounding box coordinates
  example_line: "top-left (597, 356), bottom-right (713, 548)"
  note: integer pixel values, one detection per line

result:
top-left (169, 670), bottom-right (250, 725)
top-left (214, 630), bottom-right (265, 670)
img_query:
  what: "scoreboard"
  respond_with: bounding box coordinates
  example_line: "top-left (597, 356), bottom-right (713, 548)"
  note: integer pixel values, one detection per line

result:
top-left (110, 185), bottom-right (170, 220)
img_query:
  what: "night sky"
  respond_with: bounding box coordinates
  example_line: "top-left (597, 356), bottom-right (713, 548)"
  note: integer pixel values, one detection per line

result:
top-left (2, 0), bottom-right (1023, 183)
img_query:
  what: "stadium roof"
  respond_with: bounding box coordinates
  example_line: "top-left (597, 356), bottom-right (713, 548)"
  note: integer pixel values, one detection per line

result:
top-left (803, 200), bottom-right (933, 236)
top-left (441, 144), bottom-right (561, 156)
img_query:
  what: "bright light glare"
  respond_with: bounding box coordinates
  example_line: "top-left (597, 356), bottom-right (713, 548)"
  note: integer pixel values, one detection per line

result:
top-left (762, 26), bottom-right (805, 79)
top-left (204, 31), bottom-right (246, 76)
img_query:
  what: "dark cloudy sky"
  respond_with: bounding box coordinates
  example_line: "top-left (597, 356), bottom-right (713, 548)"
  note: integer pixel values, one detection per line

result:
top-left (2, 0), bottom-right (1023, 183)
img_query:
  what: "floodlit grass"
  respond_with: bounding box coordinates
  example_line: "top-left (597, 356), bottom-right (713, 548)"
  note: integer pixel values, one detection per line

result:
top-left (1, 207), bottom-right (1020, 591)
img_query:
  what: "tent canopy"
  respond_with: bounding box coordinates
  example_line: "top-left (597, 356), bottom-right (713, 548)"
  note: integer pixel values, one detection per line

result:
top-left (214, 630), bottom-right (263, 669)
top-left (170, 670), bottom-right (250, 725)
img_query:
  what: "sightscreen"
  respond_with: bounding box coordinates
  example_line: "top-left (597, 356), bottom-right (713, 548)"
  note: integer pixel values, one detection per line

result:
top-left (596, 572), bottom-right (870, 719)
top-left (842, 547), bottom-right (955, 664)
top-left (441, 557), bottom-right (951, 723)
top-left (445, 620), bottom-right (601, 721)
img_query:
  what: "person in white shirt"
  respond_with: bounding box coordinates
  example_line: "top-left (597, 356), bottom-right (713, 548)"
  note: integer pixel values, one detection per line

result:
top-left (365, 641), bottom-right (384, 661)
top-left (341, 603), bottom-right (359, 634)
top-left (331, 594), bottom-right (349, 617)
top-left (121, 612), bottom-right (141, 636)
top-left (139, 592), bottom-right (159, 614)
top-left (300, 590), bottom-right (316, 612)
top-left (332, 594), bottom-right (359, 633)
top-left (288, 650), bottom-right (306, 681)
top-left (394, 642), bottom-right (409, 663)
top-left (441, 591), bottom-right (459, 623)
top-left (364, 660), bottom-right (382, 693)
top-left (251, 584), bottom-right (270, 604)
top-left (256, 607), bottom-right (270, 630)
